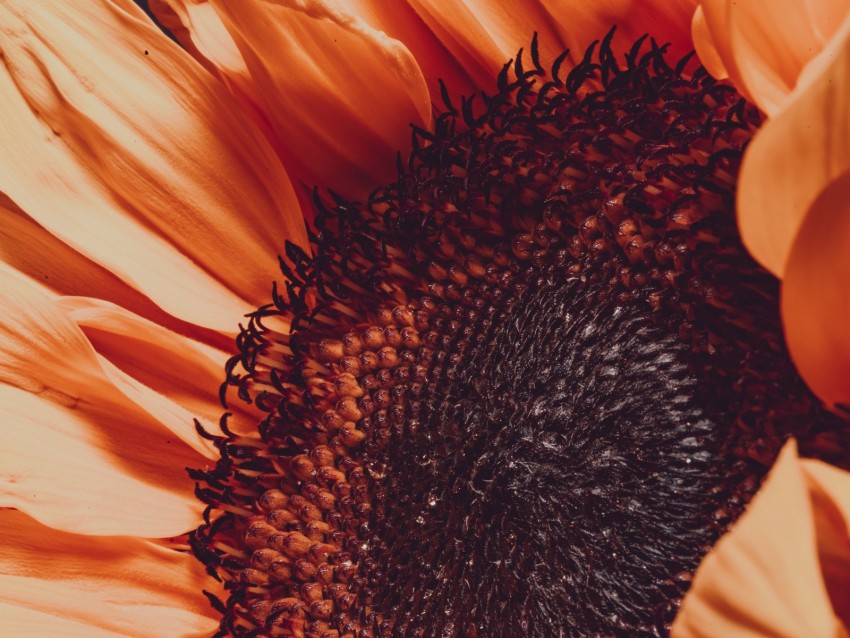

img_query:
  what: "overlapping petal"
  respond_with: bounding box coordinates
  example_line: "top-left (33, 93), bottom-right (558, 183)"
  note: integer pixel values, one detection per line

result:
top-left (693, 1), bottom-right (850, 407)
top-left (153, 0), bottom-right (475, 116)
top-left (0, 509), bottom-right (219, 638)
top-left (0, 195), bottom-right (174, 330)
top-left (408, 0), bottom-right (697, 91)
top-left (691, 3), bottom-right (850, 409)
top-left (0, 0), bottom-right (307, 333)
top-left (781, 172), bottom-right (850, 408)
top-left (672, 440), bottom-right (850, 637)
top-left (0, 382), bottom-right (204, 537)
top-left (405, 0), bottom-right (566, 88)
top-left (0, 265), bottom-right (209, 536)
top-left (735, 6), bottom-right (850, 280)
top-left (541, 0), bottom-right (699, 66)
top-left (339, 0), bottom-right (475, 98)
top-left (149, 0), bottom-right (250, 82)
top-left (693, 0), bottom-right (850, 114)
top-left (191, 0), bottom-right (432, 202)
top-left (59, 296), bottom-right (234, 427)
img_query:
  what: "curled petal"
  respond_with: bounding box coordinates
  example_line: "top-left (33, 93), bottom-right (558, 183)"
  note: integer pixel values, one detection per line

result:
top-left (781, 171), bottom-right (850, 408)
top-left (0, 509), bottom-right (219, 638)
top-left (208, 0), bottom-right (431, 200)
top-left (149, 0), bottom-right (249, 80)
top-left (0, 196), bottom-right (153, 321)
top-left (0, 382), bottom-right (204, 537)
top-left (58, 295), bottom-right (235, 437)
top-left (736, 10), bottom-right (850, 278)
top-left (0, 266), bottom-right (206, 536)
top-left (695, 0), bottom-right (850, 114)
top-left (0, 196), bottom-right (222, 343)
top-left (691, 6), bottom-right (728, 80)
top-left (0, 0), bottom-right (307, 333)
top-left (0, 265), bottom-right (218, 457)
top-left (672, 440), bottom-right (850, 637)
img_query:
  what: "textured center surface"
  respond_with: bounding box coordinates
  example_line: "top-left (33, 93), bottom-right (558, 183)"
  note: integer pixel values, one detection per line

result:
top-left (369, 279), bottom-right (726, 636)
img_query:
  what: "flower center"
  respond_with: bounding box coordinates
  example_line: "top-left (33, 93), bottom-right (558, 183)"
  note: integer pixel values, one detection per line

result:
top-left (367, 279), bottom-right (733, 636)
top-left (191, 33), bottom-right (848, 638)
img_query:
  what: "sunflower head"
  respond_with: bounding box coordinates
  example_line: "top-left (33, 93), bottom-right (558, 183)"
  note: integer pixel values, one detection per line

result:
top-left (189, 33), bottom-right (848, 638)
top-left (3, 2), bottom-right (850, 638)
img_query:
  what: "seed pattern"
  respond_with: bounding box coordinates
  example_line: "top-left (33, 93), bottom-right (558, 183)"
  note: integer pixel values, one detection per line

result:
top-left (190, 32), bottom-right (850, 638)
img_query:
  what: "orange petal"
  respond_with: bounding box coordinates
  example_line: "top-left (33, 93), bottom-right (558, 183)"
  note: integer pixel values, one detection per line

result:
top-left (736, 8), bottom-right (850, 278)
top-left (406, 0), bottom-right (567, 88)
top-left (0, 509), bottom-right (218, 638)
top-left (344, 0), bottom-right (476, 98)
top-left (0, 382), bottom-right (205, 537)
top-left (781, 171), bottom-right (850, 408)
top-left (58, 296), bottom-right (235, 444)
top-left (0, 195), bottom-right (222, 344)
top-left (671, 440), bottom-right (850, 637)
top-left (0, 266), bottom-right (205, 536)
top-left (408, 0), bottom-right (697, 91)
top-left (147, 0), bottom-right (275, 147)
top-left (691, 5), bottom-right (729, 81)
top-left (805, 460), bottom-right (850, 624)
top-left (695, 0), bottom-right (850, 114)
top-left (0, 195), bottom-right (151, 320)
top-left (0, 264), bottom-right (219, 458)
top-left (541, 0), bottom-right (699, 67)
top-left (152, 0), bottom-right (476, 139)
top-left (205, 0), bottom-right (431, 201)
top-left (149, 0), bottom-right (249, 80)
top-left (0, 0), bottom-right (307, 333)
top-left (694, 0), bottom-right (756, 106)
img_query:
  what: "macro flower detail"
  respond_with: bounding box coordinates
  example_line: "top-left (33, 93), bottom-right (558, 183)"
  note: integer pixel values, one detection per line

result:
top-left (189, 34), bottom-right (849, 637)
top-left (2, 1), bottom-right (850, 637)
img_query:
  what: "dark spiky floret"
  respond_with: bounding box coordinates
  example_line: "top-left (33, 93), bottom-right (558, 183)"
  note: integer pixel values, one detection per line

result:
top-left (190, 31), bottom-right (850, 638)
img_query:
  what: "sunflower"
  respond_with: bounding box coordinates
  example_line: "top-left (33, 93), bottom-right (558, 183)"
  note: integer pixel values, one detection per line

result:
top-left (0, 0), bottom-right (849, 637)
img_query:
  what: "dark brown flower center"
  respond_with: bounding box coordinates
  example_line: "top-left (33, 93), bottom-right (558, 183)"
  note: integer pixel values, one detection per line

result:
top-left (191, 33), bottom-right (850, 638)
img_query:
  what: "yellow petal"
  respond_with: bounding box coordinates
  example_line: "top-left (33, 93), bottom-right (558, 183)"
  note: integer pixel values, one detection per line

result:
top-left (671, 440), bottom-right (850, 637)
top-left (0, 0), bottom-right (307, 333)
top-left (695, 0), bottom-right (850, 114)
top-left (207, 0), bottom-right (431, 201)
top-left (0, 509), bottom-right (218, 637)
top-left (0, 266), bottom-right (205, 536)
top-left (737, 9), bottom-right (850, 277)
top-left (781, 171), bottom-right (850, 408)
